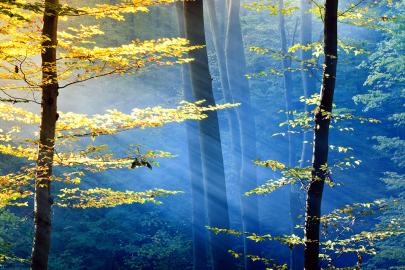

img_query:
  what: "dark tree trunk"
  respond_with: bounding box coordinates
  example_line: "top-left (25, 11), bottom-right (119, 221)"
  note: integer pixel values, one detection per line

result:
top-left (31, 0), bottom-right (59, 269)
top-left (176, 3), bottom-right (208, 270)
top-left (226, 1), bottom-right (262, 269)
top-left (183, 1), bottom-right (235, 269)
top-left (303, 0), bottom-right (338, 269)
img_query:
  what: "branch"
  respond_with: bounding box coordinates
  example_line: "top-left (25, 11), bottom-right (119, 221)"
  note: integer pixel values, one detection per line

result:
top-left (338, 0), bottom-right (369, 17)
top-left (0, 89), bottom-right (40, 104)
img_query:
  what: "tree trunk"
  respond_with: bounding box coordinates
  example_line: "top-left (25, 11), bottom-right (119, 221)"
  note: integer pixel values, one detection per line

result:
top-left (183, 1), bottom-right (235, 269)
top-left (299, 0), bottom-right (317, 168)
top-left (31, 0), bottom-right (59, 269)
top-left (291, 2), bottom-right (316, 269)
top-left (205, 0), bottom-right (243, 228)
top-left (278, 0), bottom-right (295, 169)
top-left (226, 1), bottom-right (262, 269)
top-left (176, 3), bottom-right (208, 270)
top-left (276, 2), bottom-right (303, 269)
top-left (215, 0), bottom-right (227, 45)
top-left (303, 0), bottom-right (338, 269)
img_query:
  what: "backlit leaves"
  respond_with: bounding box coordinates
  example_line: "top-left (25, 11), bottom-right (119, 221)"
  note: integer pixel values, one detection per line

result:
top-left (56, 188), bottom-right (182, 208)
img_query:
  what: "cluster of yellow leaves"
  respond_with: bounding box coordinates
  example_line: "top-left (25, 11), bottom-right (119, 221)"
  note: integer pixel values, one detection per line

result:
top-left (306, 2), bottom-right (396, 31)
top-left (0, 164), bottom-right (181, 209)
top-left (0, 142), bottom-right (170, 171)
top-left (0, 144), bottom-right (37, 160)
top-left (329, 145), bottom-right (353, 153)
top-left (66, 0), bottom-right (180, 21)
top-left (0, 2), bottom-right (201, 93)
top-left (338, 6), bottom-right (394, 32)
top-left (246, 160), bottom-right (312, 196)
top-left (0, 127), bottom-right (21, 142)
top-left (209, 227), bottom-right (304, 248)
top-left (56, 187), bottom-right (182, 208)
top-left (0, 105), bottom-right (39, 124)
top-left (0, 32), bottom-right (201, 91)
top-left (0, 0), bottom-right (179, 21)
top-left (247, 46), bottom-right (318, 79)
top-left (323, 229), bottom-right (404, 255)
top-left (242, 0), bottom-right (298, 15)
top-left (0, 171), bottom-right (32, 207)
top-left (228, 250), bottom-right (288, 270)
top-left (0, 0), bottom-right (39, 22)
top-left (288, 40), bottom-right (366, 58)
top-left (0, 167), bottom-right (81, 208)
top-left (248, 155), bottom-right (364, 195)
top-left (0, 100), bottom-right (239, 208)
top-left (0, 100), bottom-right (238, 139)
top-left (245, 177), bottom-right (296, 196)
top-left (321, 199), bottom-right (390, 225)
top-left (0, 253), bottom-right (28, 264)
top-left (277, 107), bottom-right (380, 134)
top-left (254, 159), bottom-right (286, 171)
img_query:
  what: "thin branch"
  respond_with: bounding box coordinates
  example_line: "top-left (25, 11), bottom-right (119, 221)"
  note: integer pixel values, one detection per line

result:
top-left (309, 0), bottom-right (324, 21)
top-left (59, 70), bottom-right (117, 89)
top-left (338, 0), bottom-right (369, 17)
top-left (0, 89), bottom-right (40, 104)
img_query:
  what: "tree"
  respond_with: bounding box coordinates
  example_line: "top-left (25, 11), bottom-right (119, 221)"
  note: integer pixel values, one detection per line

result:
top-left (226, 1), bottom-right (261, 269)
top-left (292, 1), bottom-right (317, 268)
top-left (303, 0), bottom-right (338, 269)
top-left (176, 3), bottom-right (208, 269)
top-left (31, 0), bottom-right (60, 268)
top-left (183, 0), bottom-right (235, 269)
top-left (205, 0), bottom-right (242, 206)
top-left (299, 0), bottom-right (317, 168)
top-left (276, 1), bottom-right (305, 269)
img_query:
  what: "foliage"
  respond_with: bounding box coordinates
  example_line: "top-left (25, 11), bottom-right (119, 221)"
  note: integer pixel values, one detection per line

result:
top-left (56, 188), bottom-right (182, 208)
top-left (48, 206), bottom-right (191, 270)
top-left (243, 0), bottom-right (298, 15)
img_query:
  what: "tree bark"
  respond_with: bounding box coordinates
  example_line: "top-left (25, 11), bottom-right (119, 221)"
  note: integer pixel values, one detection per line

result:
top-left (183, 1), bottom-right (235, 269)
top-left (31, 0), bottom-right (59, 269)
top-left (176, 3), bottom-right (208, 270)
top-left (303, 0), bottom-right (338, 269)
top-left (226, 1), bottom-right (262, 269)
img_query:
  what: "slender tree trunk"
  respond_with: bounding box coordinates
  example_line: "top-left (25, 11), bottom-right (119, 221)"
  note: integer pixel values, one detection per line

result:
top-left (278, 0), bottom-right (295, 168)
top-left (276, 2), bottom-right (303, 269)
top-left (31, 1), bottom-right (59, 269)
top-left (183, 1), bottom-right (235, 269)
top-left (303, 1), bottom-right (338, 269)
top-left (299, 0), bottom-right (317, 168)
top-left (205, 0), bottom-right (243, 228)
top-left (291, 2), bottom-right (316, 269)
top-left (226, 1), bottom-right (262, 269)
top-left (176, 3), bottom-right (208, 269)
top-left (205, 0), bottom-right (239, 162)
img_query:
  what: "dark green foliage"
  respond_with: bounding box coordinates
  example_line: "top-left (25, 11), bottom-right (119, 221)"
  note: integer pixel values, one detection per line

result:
top-left (49, 206), bottom-right (191, 270)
